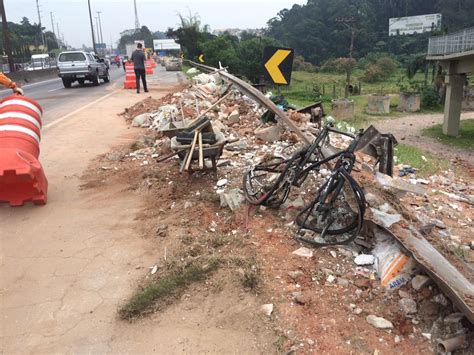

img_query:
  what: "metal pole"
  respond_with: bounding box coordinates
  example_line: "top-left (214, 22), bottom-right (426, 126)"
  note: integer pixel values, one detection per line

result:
top-left (95, 17), bottom-right (100, 45)
top-left (0, 0), bottom-right (15, 72)
top-left (88, 0), bottom-right (97, 53)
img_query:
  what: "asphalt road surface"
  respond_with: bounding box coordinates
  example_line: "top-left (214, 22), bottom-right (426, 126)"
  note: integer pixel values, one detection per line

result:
top-left (0, 66), bottom-right (125, 126)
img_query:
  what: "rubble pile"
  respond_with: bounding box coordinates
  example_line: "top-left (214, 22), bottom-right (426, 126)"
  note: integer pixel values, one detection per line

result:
top-left (118, 67), bottom-right (473, 351)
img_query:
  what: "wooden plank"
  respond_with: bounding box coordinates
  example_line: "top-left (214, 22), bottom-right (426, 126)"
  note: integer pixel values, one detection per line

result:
top-left (184, 131), bottom-right (198, 171)
top-left (198, 132), bottom-right (204, 169)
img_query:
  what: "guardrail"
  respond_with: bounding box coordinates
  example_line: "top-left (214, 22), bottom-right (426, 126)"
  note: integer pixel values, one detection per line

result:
top-left (428, 27), bottom-right (474, 56)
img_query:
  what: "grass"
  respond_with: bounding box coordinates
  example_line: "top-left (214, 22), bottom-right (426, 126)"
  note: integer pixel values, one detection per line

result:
top-left (422, 119), bottom-right (474, 150)
top-left (119, 259), bottom-right (219, 320)
top-left (277, 69), bottom-right (430, 129)
top-left (394, 143), bottom-right (449, 176)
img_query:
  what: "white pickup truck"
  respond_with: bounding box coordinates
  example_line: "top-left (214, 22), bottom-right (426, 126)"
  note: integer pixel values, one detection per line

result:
top-left (57, 51), bottom-right (110, 88)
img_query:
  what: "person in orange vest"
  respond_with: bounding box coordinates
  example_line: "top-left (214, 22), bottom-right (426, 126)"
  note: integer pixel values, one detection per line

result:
top-left (0, 72), bottom-right (24, 95)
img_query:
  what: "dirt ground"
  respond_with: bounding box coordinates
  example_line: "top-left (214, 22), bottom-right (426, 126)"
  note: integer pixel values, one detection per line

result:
top-left (372, 111), bottom-right (474, 165)
top-left (0, 72), bottom-right (275, 353)
top-left (2, 70), bottom-right (472, 354)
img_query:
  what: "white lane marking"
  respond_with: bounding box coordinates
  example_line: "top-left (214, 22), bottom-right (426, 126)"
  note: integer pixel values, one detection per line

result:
top-left (47, 88), bottom-right (62, 93)
top-left (43, 88), bottom-right (123, 130)
top-left (0, 78), bottom-right (61, 93)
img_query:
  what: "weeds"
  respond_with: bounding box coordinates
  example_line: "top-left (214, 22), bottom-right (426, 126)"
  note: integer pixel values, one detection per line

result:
top-left (119, 258), bottom-right (219, 320)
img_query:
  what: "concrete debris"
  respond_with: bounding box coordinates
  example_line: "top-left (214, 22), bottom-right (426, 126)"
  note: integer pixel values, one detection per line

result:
top-left (411, 275), bottom-right (431, 291)
top-left (216, 178), bottom-right (228, 187)
top-left (219, 189), bottom-right (243, 211)
top-left (261, 303), bottom-right (273, 316)
top-left (186, 67), bottom-right (199, 74)
top-left (132, 113), bottom-right (150, 127)
top-left (292, 247), bottom-right (313, 258)
top-left (366, 315), bottom-right (394, 329)
top-left (227, 110), bottom-right (240, 124)
top-left (399, 298), bottom-right (417, 315)
top-left (370, 207), bottom-right (401, 228)
top-left (354, 254), bottom-right (375, 266)
top-left (254, 125), bottom-right (283, 142)
top-left (375, 172), bottom-right (426, 195)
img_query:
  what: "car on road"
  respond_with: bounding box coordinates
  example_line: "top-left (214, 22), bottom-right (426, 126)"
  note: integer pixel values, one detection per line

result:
top-left (165, 57), bottom-right (182, 71)
top-left (57, 51), bottom-right (110, 88)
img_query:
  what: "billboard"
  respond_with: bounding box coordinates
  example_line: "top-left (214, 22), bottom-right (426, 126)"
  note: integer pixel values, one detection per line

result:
top-left (389, 13), bottom-right (442, 36)
top-left (153, 39), bottom-right (180, 51)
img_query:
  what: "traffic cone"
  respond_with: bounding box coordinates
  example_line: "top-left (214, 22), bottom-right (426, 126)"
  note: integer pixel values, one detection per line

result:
top-left (0, 95), bottom-right (48, 206)
top-left (124, 62), bottom-right (136, 89)
top-left (145, 60), bottom-right (154, 75)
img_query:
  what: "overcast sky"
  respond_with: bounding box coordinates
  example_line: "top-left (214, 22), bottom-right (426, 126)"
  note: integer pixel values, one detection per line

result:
top-left (5, 0), bottom-right (305, 48)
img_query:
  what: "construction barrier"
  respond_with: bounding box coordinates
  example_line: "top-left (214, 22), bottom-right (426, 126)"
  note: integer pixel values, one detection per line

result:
top-left (151, 59), bottom-right (157, 68)
top-left (0, 94), bottom-right (48, 206)
top-left (124, 62), bottom-right (136, 89)
top-left (145, 60), bottom-right (154, 75)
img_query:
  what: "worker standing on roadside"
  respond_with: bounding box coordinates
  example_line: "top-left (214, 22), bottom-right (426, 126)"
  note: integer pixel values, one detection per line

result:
top-left (0, 73), bottom-right (24, 95)
top-left (131, 43), bottom-right (148, 94)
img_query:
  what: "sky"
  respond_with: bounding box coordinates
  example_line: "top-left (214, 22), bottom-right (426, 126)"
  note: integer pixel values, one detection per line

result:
top-left (5, 0), bottom-right (306, 48)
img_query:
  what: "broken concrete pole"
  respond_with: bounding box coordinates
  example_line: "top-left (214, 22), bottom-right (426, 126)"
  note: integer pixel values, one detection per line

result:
top-left (254, 125), bottom-right (284, 143)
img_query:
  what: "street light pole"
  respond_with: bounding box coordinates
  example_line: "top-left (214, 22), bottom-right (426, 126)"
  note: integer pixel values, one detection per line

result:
top-left (0, 0), bottom-right (15, 72)
top-left (96, 11), bottom-right (104, 48)
top-left (87, 0), bottom-right (97, 53)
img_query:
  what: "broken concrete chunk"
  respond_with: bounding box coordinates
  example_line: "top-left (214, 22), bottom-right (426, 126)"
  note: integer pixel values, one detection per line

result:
top-left (375, 172), bottom-right (426, 195)
top-left (216, 178), bottom-right (228, 187)
top-left (227, 110), bottom-right (240, 124)
top-left (399, 298), bottom-right (417, 315)
top-left (366, 315), bottom-right (394, 329)
top-left (254, 125), bottom-right (283, 142)
top-left (370, 208), bottom-right (401, 228)
top-left (219, 189), bottom-right (243, 211)
top-left (261, 303), bottom-right (273, 316)
top-left (131, 113), bottom-right (150, 127)
top-left (411, 275), bottom-right (431, 291)
top-left (292, 247), bottom-right (313, 258)
top-left (354, 254), bottom-right (375, 266)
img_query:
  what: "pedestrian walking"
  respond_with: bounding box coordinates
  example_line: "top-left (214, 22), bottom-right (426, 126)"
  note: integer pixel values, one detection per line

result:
top-left (131, 43), bottom-right (148, 93)
top-left (0, 72), bottom-right (24, 95)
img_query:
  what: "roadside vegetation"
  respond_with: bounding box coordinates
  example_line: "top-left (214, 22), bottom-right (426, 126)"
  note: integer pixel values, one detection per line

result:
top-left (423, 119), bottom-right (474, 150)
top-left (394, 144), bottom-right (449, 176)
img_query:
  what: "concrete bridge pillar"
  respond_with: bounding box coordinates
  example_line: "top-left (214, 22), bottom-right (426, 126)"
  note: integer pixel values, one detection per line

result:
top-left (443, 72), bottom-right (465, 137)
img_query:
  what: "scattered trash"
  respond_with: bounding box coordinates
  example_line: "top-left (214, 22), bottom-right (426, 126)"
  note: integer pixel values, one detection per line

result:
top-left (354, 254), bottom-right (375, 266)
top-left (373, 230), bottom-right (415, 290)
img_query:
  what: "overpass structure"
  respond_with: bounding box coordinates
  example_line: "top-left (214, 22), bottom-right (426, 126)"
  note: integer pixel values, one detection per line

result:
top-left (427, 27), bottom-right (474, 136)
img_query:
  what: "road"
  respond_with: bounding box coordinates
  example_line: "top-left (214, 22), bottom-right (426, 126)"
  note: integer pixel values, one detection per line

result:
top-left (1, 66), bottom-right (191, 353)
top-left (0, 66), bottom-right (125, 126)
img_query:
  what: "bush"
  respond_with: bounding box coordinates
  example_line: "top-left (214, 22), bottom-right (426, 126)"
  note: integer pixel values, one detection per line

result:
top-left (361, 57), bottom-right (397, 83)
top-left (321, 57), bottom-right (356, 74)
top-left (293, 55), bottom-right (316, 72)
top-left (376, 57), bottom-right (397, 75)
top-left (421, 87), bottom-right (440, 108)
top-left (320, 58), bottom-right (339, 72)
top-left (361, 63), bottom-right (384, 82)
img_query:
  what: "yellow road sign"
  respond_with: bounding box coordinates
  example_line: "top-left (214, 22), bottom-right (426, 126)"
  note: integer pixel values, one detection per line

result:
top-left (198, 54), bottom-right (205, 63)
top-left (262, 47), bottom-right (294, 86)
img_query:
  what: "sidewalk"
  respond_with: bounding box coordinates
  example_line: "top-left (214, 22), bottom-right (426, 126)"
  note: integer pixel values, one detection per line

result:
top-left (0, 69), bottom-right (179, 353)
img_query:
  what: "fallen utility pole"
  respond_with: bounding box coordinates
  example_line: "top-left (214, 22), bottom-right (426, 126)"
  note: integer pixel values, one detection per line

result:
top-left (186, 60), bottom-right (312, 145)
